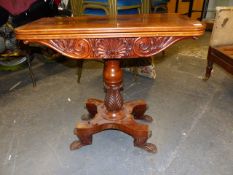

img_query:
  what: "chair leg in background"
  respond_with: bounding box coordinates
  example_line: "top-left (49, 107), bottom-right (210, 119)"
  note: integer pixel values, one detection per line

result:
top-left (204, 56), bottom-right (214, 80)
top-left (76, 60), bottom-right (84, 83)
top-left (26, 55), bottom-right (36, 87)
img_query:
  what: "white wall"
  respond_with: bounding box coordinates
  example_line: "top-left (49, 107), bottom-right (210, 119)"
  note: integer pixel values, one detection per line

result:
top-left (206, 0), bottom-right (217, 19)
top-left (216, 0), bottom-right (230, 6)
top-left (206, 0), bottom-right (233, 19)
top-left (229, 0), bottom-right (233, 5)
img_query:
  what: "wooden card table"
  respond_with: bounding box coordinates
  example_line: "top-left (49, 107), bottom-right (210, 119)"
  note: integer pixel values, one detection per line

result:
top-left (15, 14), bottom-right (205, 153)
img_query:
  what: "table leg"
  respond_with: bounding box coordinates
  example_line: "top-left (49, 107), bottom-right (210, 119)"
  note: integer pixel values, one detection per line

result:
top-left (70, 60), bottom-right (157, 153)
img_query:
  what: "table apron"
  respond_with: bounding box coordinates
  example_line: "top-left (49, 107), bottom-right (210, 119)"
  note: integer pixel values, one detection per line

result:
top-left (24, 36), bottom-right (190, 59)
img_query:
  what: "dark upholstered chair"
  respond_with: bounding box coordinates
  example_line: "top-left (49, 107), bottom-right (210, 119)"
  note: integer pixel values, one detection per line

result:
top-left (205, 7), bottom-right (233, 79)
top-left (71, 0), bottom-right (143, 17)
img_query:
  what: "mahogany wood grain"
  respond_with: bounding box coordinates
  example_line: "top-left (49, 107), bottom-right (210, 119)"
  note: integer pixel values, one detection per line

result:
top-left (15, 14), bottom-right (205, 153)
top-left (15, 14), bottom-right (204, 39)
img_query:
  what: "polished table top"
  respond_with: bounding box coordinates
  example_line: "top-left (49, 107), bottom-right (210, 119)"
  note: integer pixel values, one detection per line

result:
top-left (15, 14), bottom-right (205, 60)
top-left (15, 13), bottom-right (205, 40)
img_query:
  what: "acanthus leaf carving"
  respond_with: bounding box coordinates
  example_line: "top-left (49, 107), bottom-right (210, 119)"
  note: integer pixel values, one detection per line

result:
top-left (40, 39), bottom-right (92, 58)
top-left (133, 36), bottom-right (185, 57)
top-left (37, 36), bottom-right (186, 59)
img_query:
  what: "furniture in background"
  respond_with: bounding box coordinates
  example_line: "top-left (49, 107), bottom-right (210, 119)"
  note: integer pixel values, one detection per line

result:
top-left (16, 14), bottom-right (205, 153)
top-left (175, 0), bottom-right (209, 20)
top-left (70, 0), bottom-right (143, 17)
top-left (70, 0), bottom-right (153, 83)
top-left (151, 0), bottom-right (168, 13)
top-left (205, 7), bottom-right (233, 79)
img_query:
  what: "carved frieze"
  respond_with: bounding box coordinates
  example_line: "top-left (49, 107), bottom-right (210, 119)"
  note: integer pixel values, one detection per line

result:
top-left (38, 36), bottom-right (185, 59)
top-left (41, 39), bottom-right (92, 58)
top-left (133, 37), bottom-right (182, 57)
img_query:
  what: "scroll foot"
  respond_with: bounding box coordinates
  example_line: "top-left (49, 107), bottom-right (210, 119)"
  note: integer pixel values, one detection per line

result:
top-left (134, 135), bottom-right (157, 153)
top-left (142, 115), bottom-right (153, 122)
top-left (81, 114), bottom-right (92, 121)
top-left (136, 143), bottom-right (157, 153)
top-left (202, 76), bottom-right (209, 81)
top-left (70, 140), bottom-right (85, 150)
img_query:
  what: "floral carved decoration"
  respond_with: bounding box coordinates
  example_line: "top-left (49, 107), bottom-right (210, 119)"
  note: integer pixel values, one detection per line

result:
top-left (89, 38), bottom-right (134, 59)
top-left (38, 36), bottom-right (186, 59)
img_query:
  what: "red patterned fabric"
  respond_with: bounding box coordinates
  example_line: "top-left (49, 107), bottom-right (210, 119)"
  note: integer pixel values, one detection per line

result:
top-left (0, 0), bottom-right (37, 15)
top-left (54, 0), bottom-right (61, 6)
